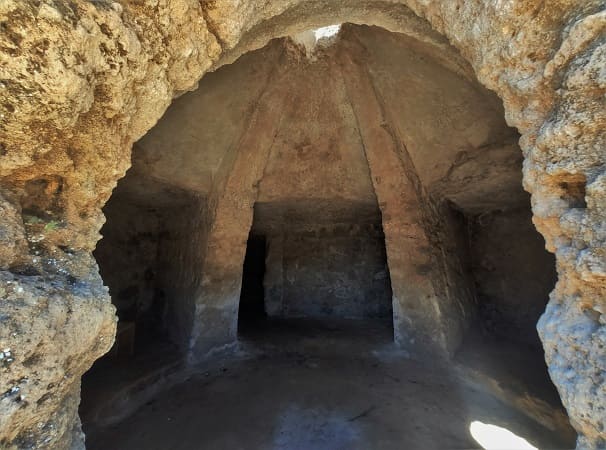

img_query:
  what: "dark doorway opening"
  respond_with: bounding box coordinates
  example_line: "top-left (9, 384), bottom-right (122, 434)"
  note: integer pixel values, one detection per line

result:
top-left (238, 234), bottom-right (267, 332)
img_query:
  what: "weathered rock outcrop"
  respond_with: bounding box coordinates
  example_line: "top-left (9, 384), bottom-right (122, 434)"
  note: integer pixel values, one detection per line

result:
top-left (0, 0), bottom-right (604, 448)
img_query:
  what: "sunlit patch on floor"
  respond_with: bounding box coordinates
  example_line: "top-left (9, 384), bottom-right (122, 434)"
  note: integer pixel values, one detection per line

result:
top-left (470, 420), bottom-right (538, 450)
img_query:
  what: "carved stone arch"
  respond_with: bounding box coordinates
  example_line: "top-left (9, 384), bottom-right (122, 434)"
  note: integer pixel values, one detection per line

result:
top-left (0, 1), bottom-right (603, 447)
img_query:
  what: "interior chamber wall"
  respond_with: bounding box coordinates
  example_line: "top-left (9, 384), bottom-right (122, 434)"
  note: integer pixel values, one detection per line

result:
top-left (92, 25), bottom-right (557, 359)
top-left (244, 204), bottom-right (393, 322)
top-left (81, 26), bottom-right (568, 443)
top-left (94, 170), bottom-right (209, 355)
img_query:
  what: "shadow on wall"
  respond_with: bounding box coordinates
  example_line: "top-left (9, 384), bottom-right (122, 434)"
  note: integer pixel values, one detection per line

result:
top-left (238, 201), bottom-right (394, 333)
top-left (238, 235), bottom-right (267, 331)
top-left (469, 207), bottom-right (557, 349)
top-left (93, 168), bottom-right (209, 357)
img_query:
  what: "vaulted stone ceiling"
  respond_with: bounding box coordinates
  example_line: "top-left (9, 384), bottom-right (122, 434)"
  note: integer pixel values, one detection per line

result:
top-left (103, 24), bottom-right (535, 365)
top-left (0, 1), bottom-right (603, 448)
top-left (129, 25), bottom-right (524, 217)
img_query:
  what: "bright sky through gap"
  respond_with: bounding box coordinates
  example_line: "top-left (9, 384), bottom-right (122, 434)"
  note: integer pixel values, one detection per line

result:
top-left (469, 421), bottom-right (539, 450)
top-left (313, 24), bottom-right (341, 40)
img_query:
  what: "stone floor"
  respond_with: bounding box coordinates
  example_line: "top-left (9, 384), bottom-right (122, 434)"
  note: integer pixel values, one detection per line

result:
top-left (83, 319), bottom-right (576, 449)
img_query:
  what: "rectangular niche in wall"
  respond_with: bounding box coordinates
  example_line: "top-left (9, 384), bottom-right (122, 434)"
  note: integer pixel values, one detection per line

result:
top-left (240, 201), bottom-right (393, 331)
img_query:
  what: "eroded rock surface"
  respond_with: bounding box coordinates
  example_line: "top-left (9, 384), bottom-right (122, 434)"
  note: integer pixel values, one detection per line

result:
top-left (0, 0), bottom-right (604, 448)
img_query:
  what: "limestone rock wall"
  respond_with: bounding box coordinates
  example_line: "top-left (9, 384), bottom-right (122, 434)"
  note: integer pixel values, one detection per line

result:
top-left (0, 1), bottom-right (220, 446)
top-left (0, 0), bottom-right (604, 448)
top-left (261, 220), bottom-right (393, 321)
top-left (470, 208), bottom-right (558, 348)
top-left (155, 196), bottom-right (209, 351)
top-left (153, 35), bottom-right (488, 358)
top-left (94, 184), bottom-right (162, 328)
top-left (94, 29), bottom-right (489, 360)
top-left (93, 167), bottom-right (210, 352)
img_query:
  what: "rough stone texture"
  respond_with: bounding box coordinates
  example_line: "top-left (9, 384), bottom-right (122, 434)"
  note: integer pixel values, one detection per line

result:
top-left (0, 0), bottom-right (604, 448)
top-left (91, 30), bottom-right (501, 364)
top-left (258, 217), bottom-right (393, 321)
top-left (94, 169), bottom-right (208, 350)
top-left (0, 1), bottom-right (220, 447)
top-left (0, 271), bottom-right (114, 449)
top-left (118, 32), bottom-right (494, 358)
top-left (470, 207), bottom-right (558, 348)
top-left (94, 190), bottom-right (161, 326)
top-left (154, 195), bottom-right (209, 351)
top-left (340, 46), bottom-right (460, 352)
top-left (168, 32), bottom-right (502, 356)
